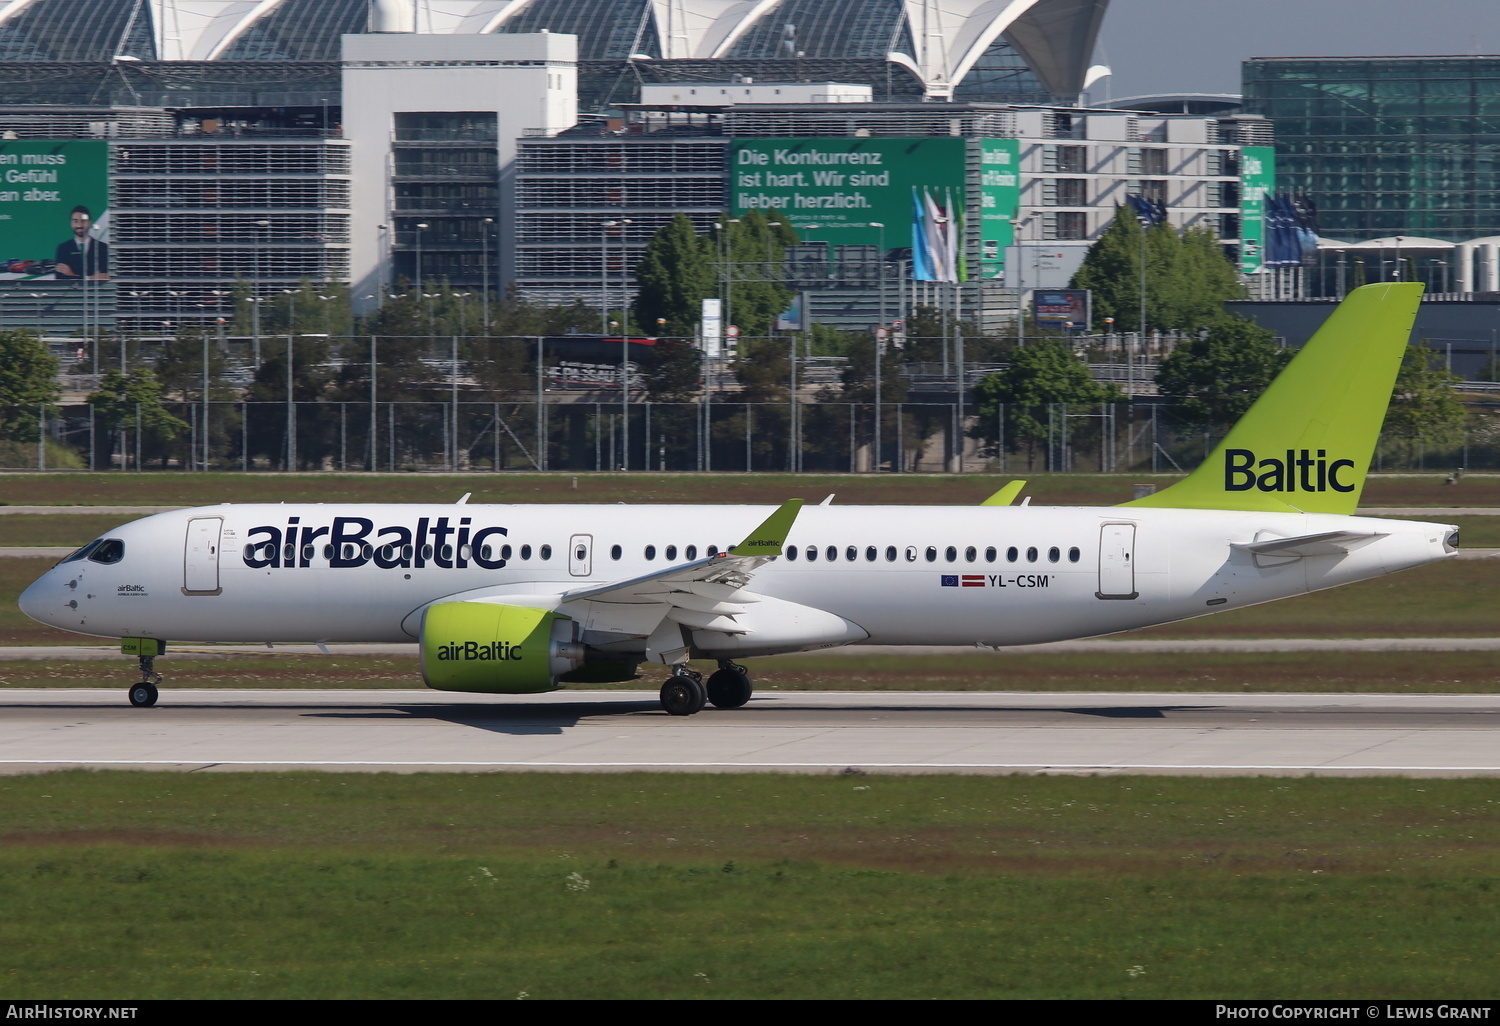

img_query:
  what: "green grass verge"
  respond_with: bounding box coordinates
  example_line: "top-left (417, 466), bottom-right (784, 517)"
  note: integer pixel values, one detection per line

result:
top-left (5, 650), bottom-right (1500, 694)
top-left (1, 470), bottom-right (1497, 508)
top-left (1, 771), bottom-right (1497, 999)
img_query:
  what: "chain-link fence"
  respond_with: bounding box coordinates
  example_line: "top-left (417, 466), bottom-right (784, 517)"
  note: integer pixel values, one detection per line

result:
top-left (8, 399), bottom-right (1496, 474)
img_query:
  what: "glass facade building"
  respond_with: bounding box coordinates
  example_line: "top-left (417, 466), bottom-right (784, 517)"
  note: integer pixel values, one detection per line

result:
top-left (1244, 56), bottom-right (1500, 241)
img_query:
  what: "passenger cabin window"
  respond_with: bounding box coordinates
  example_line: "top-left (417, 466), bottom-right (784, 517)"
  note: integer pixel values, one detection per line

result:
top-left (1007, 546), bottom-right (1018, 562)
top-left (1048, 546), bottom-right (1060, 563)
top-left (644, 545), bottom-right (656, 560)
top-left (806, 546), bottom-right (818, 562)
top-left (826, 546), bottom-right (837, 562)
top-left (1026, 546), bottom-right (1038, 562)
top-left (886, 546), bottom-right (897, 562)
top-left (1069, 547), bottom-right (1081, 563)
top-left (665, 545), bottom-right (677, 560)
top-left (965, 546), bottom-right (977, 562)
top-left (521, 545), bottom-right (532, 560)
top-left (925, 546), bottom-right (937, 562)
top-left (985, 547), bottom-right (997, 562)
top-left (866, 546), bottom-right (877, 562)
top-left (905, 546), bottom-right (917, 562)
top-left (540, 545), bottom-right (552, 560)
top-left (685, 545), bottom-right (698, 560)
top-left (846, 546), bottom-right (858, 562)
top-left (945, 546), bottom-right (957, 563)
top-left (786, 545), bottom-right (798, 561)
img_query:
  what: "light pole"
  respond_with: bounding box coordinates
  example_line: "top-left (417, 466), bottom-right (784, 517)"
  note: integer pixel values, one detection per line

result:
top-left (481, 217), bottom-right (494, 329)
top-left (414, 222), bottom-right (428, 296)
top-left (253, 219), bottom-right (269, 368)
top-left (285, 290), bottom-right (296, 471)
top-left (376, 223), bottom-right (389, 305)
top-left (618, 218), bottom-right (632, 469)
top-left (869, 220), bottom-right (886, 473)
top-left (600, 220), bottom-right (617, 335)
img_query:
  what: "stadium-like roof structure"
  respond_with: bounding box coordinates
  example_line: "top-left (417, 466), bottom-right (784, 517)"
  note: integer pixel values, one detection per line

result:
top-left (0, 0), bottom-right (1108, 101)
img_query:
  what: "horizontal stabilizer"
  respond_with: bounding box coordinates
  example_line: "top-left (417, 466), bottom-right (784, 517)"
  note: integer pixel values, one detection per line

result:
top-left (1233, 529), bottom-right (1387, 559)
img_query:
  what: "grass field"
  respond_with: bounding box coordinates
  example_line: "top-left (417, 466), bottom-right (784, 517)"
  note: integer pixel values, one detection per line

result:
top-left (1, 470), bottom-right (1497, 508)
top-left (1, 770), bottom-right (1497, 999)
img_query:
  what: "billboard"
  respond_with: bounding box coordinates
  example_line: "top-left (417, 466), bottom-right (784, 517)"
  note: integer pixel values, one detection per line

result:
top-left (0, 140), bottom-right (110, 281)
top-left (1032, 289), bottom-right (1090, 332)
top-left (732, 137), bottom-right (1023, 280)
top-left (977, 138), bottom-right (1020, 279)
top-left (1239, 145), bottom-right (1275, 274)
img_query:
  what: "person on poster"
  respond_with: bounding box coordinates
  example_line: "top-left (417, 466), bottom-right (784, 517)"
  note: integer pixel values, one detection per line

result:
top-left (54, 205), bottom-right (109, 280)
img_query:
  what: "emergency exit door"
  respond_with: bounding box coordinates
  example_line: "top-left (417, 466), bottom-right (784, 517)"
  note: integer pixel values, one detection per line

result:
top-left (1096, 522), bottom-right (1137, 599)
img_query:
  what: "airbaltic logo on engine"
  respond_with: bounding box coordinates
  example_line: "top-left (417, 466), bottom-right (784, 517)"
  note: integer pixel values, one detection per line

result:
top-left (436, 640), bottom-right (524, 662)
top-left (1224, 449), bottom-right (1356, 494)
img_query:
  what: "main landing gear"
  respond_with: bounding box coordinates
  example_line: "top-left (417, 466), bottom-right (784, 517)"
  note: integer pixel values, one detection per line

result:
top-left (122, 638), bottom-right (165, 707)
top-left (659, 661), bottom-right (753, 716)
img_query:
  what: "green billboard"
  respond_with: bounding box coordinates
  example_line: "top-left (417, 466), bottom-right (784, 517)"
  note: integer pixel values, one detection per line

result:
top-left (1239, 145), bottom-right (1275, 274)
top-left (0, 140), bottom-right (110, 280)
top-left (733, 135), bottom-right (965, 248)
top-left (977, 138), bottom-right (1020, 279)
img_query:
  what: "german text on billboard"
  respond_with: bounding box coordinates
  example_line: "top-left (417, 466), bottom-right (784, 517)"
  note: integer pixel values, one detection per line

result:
top-left (0, 140), bottom-right (110, 281)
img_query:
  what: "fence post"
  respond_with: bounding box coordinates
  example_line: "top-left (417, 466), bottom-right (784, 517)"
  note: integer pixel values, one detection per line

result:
top-left (37, 403), bottom-right (44, 471)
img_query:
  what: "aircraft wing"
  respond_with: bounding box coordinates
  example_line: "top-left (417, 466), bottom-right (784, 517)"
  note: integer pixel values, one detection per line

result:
top-left (557, 499), bottom-right (804, 663)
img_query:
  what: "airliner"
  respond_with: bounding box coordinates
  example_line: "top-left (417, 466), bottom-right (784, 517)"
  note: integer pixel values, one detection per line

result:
top-left (19, 283), bottom-right (1457, 715)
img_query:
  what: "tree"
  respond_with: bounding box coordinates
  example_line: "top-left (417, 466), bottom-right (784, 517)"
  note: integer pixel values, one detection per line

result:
top-left (718, 210), bottom-right (796, 338)
top-left (153, 327), bottom-right (241, 468)
top-left (1154, 318), bottom-right (1292, 433)
top-left (1070, 207), bottom-right (1243, 332)
top-left (0, 329), bottom-right (61, 442)
top-left (85, 369), bottom-right (188, 467)
top-left (633, 214), bottom-right (716, 337)
top-left (1381, 342), bottom-right (1467, 465)
top-left (971, 340), bottom-right (1122, 468)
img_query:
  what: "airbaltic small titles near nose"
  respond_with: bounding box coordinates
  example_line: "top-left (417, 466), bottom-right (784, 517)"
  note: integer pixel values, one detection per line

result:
top-left (19, 283), bottom-right (1459, 715)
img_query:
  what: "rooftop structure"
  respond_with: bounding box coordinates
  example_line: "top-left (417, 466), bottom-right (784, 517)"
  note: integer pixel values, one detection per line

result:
top-left (0, 0), bottom-right (1110, 106)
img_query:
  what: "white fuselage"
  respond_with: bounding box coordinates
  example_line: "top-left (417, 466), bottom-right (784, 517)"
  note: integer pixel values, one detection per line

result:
top-left (19, 502), bottom-right (1456, 655)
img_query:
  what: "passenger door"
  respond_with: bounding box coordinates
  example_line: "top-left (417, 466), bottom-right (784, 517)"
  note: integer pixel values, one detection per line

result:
top-left (183, 517), bottom-right (223, 595)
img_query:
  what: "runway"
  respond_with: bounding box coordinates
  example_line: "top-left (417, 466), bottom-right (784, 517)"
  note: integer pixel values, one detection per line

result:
top-left (4, 688), bottom-right (1500, 777)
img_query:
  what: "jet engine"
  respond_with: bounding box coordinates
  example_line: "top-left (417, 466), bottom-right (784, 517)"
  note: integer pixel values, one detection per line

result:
top-left (419, 602), bottom-right (586, 694)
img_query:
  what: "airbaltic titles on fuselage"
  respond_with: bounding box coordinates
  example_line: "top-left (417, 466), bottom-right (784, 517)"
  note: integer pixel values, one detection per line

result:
top-left (242, 516), bottom-right (509, 570)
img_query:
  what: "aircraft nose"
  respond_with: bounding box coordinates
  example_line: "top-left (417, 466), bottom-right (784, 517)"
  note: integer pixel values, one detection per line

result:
top-left (18, 571), bottom-right (64, 626)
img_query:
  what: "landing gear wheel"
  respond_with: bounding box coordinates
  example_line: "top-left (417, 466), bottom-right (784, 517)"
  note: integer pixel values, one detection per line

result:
top-left (128, 683), bottom-right (159, 708)
top-left (706, 664), bottom-right (753, 709)
top-left (660, 673), bottom-right (707, 716)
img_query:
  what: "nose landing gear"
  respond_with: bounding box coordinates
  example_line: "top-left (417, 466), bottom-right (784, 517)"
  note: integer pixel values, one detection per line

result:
top-left (122, 638), bottom-right (166, 708)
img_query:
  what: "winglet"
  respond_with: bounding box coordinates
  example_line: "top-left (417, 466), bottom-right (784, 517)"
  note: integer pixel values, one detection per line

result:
top-left (981, 481), bottom-right (1027, 506)
top-left (729, 499), bottom-right (803, 557)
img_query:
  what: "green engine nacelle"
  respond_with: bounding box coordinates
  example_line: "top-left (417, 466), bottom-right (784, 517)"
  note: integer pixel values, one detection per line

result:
top-left (420, 602), bottom-right (585, 694)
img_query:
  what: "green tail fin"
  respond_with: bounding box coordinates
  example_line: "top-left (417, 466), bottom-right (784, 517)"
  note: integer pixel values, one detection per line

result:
top-left (1124, 282), bottom-right (1423, 514)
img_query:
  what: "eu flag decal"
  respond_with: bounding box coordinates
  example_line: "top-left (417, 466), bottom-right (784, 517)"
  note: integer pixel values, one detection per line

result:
top-left (940, 575), bottom-right (959, 587)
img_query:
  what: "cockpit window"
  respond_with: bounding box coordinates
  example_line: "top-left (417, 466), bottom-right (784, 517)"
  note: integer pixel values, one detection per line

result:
top-left (87, 539), bottom-right (126, 565)
top-left (60, 540), bottom-right (103, 564)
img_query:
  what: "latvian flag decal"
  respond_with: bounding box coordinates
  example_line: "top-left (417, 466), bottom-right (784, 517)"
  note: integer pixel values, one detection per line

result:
top-left (941, 575), bottom-right (987, 587)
